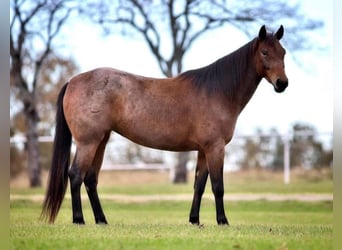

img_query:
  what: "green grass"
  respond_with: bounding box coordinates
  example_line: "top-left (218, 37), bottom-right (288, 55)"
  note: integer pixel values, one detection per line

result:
top-left (98, 170), bottom-right (332, 195)
top-left (10, 170), bottom-right (333, 249)
top-left (10, 198), bottom-right (332, 250)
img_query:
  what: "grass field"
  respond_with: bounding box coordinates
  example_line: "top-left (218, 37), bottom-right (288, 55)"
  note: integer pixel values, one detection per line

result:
top-left (10, 169), bottom-right (333, 250)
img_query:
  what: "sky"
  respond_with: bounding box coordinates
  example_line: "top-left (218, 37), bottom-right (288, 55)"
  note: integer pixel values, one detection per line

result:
top-left (58, 0), bottom-right (333, 137)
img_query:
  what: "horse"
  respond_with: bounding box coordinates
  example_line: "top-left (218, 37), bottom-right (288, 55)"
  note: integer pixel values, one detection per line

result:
top-left (41, 25), bottom-right (288, 225)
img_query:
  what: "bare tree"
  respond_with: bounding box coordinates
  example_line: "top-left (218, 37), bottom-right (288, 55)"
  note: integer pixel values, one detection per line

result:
top-left (10, 0), bottom-right (74, 187)
top-left (11, 54), bottom-right (79, 179)
top-left (83, 0), bottom-right (323, 183)
top-left (290, 123), bottom-right (333, 169)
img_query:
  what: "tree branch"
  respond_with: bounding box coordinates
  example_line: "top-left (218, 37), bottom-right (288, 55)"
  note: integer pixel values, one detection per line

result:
top-left (32, 1), bottom-right (73, 92)
top-left (85, 0), bottom-right (324, 76)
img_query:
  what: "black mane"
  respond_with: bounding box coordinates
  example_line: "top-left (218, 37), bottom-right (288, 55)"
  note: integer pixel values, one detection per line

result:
top-left (179, 38), bottom-right (258, 98)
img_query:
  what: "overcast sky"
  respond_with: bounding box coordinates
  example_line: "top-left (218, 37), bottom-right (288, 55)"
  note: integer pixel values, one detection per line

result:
top-left (59, 0), bottom-right (333, 136)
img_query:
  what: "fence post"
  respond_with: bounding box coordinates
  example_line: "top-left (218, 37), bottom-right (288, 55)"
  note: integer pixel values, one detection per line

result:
top-left (283, 133), bottom-right (290, 184)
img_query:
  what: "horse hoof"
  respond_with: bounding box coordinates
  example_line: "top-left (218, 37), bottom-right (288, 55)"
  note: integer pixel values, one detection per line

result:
top-left (217, 218), bottom-right (229, 226)
top-left (189, 216), bottom-right (200, 225)
top-left (96, 220), bottom-right (108, 225)
top-left (189, 221), bottom-right (199, 226)
top-left (73, 220), bottom-right (85, 225)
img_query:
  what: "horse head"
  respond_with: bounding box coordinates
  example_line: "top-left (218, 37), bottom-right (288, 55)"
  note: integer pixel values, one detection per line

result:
top-left (255, 25), bottom-right (288, 93)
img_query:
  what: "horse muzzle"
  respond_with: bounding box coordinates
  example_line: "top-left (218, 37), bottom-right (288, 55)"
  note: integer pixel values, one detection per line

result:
top-left (274, 78), bottom-right (288, 93)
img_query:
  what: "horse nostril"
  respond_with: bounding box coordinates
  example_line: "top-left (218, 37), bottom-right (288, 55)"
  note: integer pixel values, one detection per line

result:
top-left (277, 79), bottom-right (288, 87)
top-left (275, 79), bottom-right (288, 93)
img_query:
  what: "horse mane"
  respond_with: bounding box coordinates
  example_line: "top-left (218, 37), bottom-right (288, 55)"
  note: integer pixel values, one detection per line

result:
top-left (178, 38), bottom-right (258, 98)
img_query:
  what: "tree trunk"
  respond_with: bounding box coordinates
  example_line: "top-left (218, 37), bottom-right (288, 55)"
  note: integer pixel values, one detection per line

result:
top-left (172, 151), bottom-right (189, 183)
top-left (24, 102), bottom-right (41, 187)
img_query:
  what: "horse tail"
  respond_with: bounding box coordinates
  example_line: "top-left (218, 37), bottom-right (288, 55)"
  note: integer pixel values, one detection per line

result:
top-left (41, 82), bottom-right (71, 223)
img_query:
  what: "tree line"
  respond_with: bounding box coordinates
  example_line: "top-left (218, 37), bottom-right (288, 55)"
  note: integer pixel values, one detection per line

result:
top-left (11, 121), bottom-right (332, 178)
top-left (235, 124), bottom-right (332, 171)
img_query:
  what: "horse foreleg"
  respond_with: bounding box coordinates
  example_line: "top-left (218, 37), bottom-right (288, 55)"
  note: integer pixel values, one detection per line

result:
top-left (84, 133), bottom-right (110, 224)
top-left (189, 150), bottom-right (208, 225)
top-left (205, 141), bottom-right (229, 225)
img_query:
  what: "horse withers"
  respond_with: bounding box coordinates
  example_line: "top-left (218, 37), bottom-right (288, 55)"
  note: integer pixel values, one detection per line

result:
top-left (41, 25), bottom-right (288, 225)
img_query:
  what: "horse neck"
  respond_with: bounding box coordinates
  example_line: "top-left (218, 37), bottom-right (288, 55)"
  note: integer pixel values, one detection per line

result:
top-left (225, 40), bottom-right (262, 113)
top-left (234, 68), bottom-right (262, 113)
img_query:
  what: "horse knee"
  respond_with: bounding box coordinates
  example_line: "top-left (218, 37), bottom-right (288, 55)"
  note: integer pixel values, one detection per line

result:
top-left (84, 172), bottom-right (98, 191)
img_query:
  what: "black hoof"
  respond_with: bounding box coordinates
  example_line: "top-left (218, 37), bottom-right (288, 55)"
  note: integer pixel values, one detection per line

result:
top-left (217, 217), bottom-right (229, 225)
top-left (73, 220), bottom-right (85, 225)
top-left (189, 216), bottom-right (200, 225)
top-left (96, 219), bottom-right (108, 225)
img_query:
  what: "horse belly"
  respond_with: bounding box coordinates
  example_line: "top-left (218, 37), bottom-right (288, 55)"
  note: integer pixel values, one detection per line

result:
top-left (119, 129), bottom-right (196, 152)
top-left (112, 104), bottom-right (197, 151)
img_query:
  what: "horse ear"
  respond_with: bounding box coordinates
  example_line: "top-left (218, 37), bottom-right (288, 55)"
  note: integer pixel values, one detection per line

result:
top-left (275, 25), bottom-right (284, 40)
top-left (258, 25), bottom-right (267, 40)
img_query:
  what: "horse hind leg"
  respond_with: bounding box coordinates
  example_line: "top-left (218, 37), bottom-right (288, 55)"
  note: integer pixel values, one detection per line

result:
top-left (84, 133), bottom-right (110, 224)
top-left (68, 142), bottom-right (100, 224)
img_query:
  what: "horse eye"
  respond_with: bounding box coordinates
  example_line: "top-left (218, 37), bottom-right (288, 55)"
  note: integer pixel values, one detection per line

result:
top-left (261, 50), bottom-right (268, 56)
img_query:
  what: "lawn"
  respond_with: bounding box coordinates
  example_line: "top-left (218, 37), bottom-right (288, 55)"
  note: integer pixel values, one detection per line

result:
top-left (10, 169), bottom-right (333, 249)
top-left (10, 199), bottom-right (332, 250)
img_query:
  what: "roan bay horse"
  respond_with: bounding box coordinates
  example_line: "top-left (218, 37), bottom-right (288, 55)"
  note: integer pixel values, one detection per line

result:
top-left (41, 25), bottom-right (288, 225)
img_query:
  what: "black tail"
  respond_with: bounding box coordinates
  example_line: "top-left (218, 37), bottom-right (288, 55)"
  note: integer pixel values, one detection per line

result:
top-left (41, 83), bottom-right (72, 223)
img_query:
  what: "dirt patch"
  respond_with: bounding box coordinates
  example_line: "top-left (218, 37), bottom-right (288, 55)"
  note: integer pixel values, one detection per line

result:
top-left (10, 171), bottom-right (50, 189)
top-left (98, 169), bottom-right (172, 187)
top-left (10, 169), bottom-right (177, 189)
top-left (10, 168), bottom-right (332, 189)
